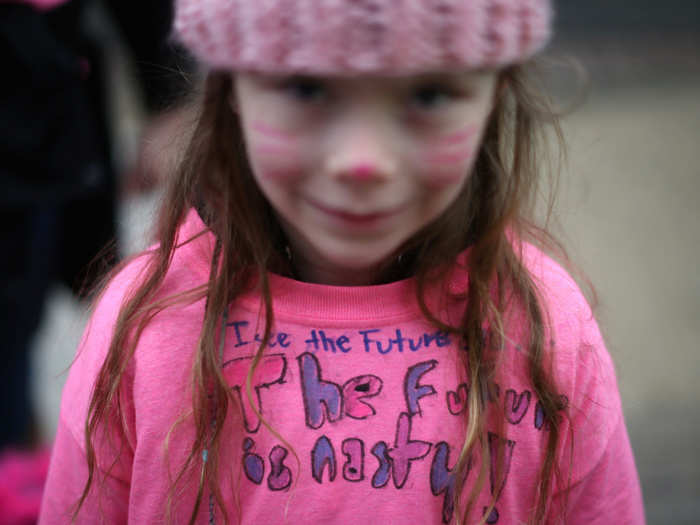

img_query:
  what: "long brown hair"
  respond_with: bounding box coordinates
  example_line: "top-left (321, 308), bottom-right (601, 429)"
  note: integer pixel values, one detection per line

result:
top-left (76, 62), bottom-right (585, 524)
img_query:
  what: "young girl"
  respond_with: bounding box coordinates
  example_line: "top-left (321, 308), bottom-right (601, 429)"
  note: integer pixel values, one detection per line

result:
top-left (39, 1), bottom-right (645, 523)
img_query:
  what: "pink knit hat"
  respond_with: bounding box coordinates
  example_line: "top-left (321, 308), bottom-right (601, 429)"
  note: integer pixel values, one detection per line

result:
top-left (174, 0), bottom-right (553, 76)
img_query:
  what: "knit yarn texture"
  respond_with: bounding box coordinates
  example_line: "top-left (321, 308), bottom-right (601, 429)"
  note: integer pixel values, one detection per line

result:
top-left (174, 0), bottom-right (553, 75)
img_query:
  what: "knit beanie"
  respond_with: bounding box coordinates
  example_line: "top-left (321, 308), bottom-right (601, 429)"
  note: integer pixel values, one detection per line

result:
top-left (174, 0), bottom-right (552, 76)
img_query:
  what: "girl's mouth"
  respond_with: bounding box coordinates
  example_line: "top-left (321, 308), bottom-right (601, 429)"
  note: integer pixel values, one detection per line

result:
top-left (308, 200), bottom-right (401, 226)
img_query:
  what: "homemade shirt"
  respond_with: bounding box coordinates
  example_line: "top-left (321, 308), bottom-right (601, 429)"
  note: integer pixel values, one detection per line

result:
top-left (39, 209), bottom-right (645, 524)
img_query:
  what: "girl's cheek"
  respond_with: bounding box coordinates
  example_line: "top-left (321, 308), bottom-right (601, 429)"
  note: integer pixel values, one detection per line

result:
top-left (252, 120), bottom-right (295, 142)
top-left (248, 120), bottom-right (306, 180)
top-left (250, 145), bottom-right (306, 181)
top-left (418, 125), bottom-right (479, 185)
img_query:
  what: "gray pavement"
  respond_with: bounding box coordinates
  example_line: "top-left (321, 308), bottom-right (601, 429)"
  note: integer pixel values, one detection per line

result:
top-left (28, 31), bottom-right (700, 525)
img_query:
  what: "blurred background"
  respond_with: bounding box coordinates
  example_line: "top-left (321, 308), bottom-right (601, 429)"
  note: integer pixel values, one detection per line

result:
top-left (2, 0), bottom-right (698, 523)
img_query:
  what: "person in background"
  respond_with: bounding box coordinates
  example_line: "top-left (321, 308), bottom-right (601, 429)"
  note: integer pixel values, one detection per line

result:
top-left (0, 0), bottom-right (191, 522)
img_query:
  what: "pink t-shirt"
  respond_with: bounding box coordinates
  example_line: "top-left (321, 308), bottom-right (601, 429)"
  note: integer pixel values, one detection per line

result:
top-left (39, 209), bottom-right (645, 524)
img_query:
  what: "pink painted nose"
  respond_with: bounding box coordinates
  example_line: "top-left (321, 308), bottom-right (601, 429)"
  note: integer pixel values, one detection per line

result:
top-left (345, 163), bottom-right (379, 181)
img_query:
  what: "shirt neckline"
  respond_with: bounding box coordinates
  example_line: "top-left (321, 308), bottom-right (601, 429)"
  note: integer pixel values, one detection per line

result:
top-left (177, 207), bottom-right (469, 323)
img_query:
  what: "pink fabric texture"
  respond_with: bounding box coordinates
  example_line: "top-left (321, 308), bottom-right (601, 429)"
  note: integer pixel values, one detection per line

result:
top-left (173, 0), bottom-right (553, 75)
top-left (0, 448), bottom-right (51, 525)
top-left (39, 209), bottom-right (645, 524)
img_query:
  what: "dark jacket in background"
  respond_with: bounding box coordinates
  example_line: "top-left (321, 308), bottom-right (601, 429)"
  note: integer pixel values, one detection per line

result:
top-left (0, 0), bottom-right (190, 447)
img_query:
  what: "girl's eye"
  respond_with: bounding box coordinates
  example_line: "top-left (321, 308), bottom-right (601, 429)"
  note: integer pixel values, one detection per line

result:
top-left (411, 84), bottom-right (457, 111)
top-left (282, 77), bottom-right (327, 103)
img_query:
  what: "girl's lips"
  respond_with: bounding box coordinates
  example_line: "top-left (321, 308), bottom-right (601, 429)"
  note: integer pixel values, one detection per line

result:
top-left (309, 200), bottom-right (401, 225)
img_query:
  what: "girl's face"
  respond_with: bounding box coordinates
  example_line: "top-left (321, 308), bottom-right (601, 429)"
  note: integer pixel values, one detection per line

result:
top-left (233, 70), bottom-right (498, 285)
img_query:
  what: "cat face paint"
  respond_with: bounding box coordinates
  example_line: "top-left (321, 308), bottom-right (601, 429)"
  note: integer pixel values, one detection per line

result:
top-left (419, 125), bottom-right (479, 184)
top-left (234, 70), bottom-right (498, 285)
top-left (248, 121), bottom-right (302, 175)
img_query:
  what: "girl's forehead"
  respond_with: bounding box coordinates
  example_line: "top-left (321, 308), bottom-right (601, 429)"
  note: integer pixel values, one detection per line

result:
top-left (238, 68), bottom-right (497, 86)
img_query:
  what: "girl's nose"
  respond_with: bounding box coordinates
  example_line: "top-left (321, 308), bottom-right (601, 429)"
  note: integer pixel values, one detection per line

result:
top-left (341, 162), bottom-right (384, 182)
top-left (326, 127), bottom-right (399, 184)
top-left (333, 159), bottom-right (396, 185)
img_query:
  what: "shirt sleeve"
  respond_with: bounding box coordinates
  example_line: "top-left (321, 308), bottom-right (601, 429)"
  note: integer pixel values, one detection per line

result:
top-left (522, 244), bottom-right (646, 524)
top-left (549, 288), bottom-right (645, 524)
top-left (38, 258), bottom-right (146, 524)
top-left (38, 418), bottom-right (129, 524)
top-left (553, 413), bottom-right (645, 524)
